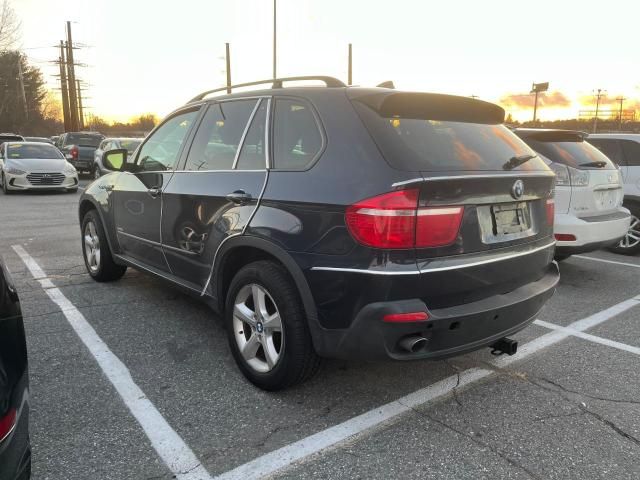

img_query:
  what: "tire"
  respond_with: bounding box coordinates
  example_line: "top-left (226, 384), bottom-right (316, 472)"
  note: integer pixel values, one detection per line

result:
top-left (554, 254), bottom-right (571, 262)
top-left (67, 188), bottom-right (78, 193)
top-left (225, 260), bottom-right (321, 391)
top-left (81, 210), bottom-right (127, 282)
top-left (607, 205), bottom-right (640, 256)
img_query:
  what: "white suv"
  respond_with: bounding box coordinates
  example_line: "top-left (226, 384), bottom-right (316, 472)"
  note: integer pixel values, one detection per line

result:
top-left (514, 129), bottom-right (631, 260)
top-left (588, 134), bottom-right (640, 255)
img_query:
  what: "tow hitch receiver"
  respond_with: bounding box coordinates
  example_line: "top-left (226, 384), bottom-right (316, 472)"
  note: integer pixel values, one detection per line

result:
top-left (490, 337), bottom-right (518, 356)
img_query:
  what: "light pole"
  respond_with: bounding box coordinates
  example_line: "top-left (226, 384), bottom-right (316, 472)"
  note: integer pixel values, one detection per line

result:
top-left (530, 82), bottom-right (549, 124)
top-left (273, 0), bottom-right (277, 79)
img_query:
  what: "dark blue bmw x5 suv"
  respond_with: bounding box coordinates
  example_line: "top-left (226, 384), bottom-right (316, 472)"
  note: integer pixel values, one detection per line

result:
top-left (79, 76), bottom-right (559, 390)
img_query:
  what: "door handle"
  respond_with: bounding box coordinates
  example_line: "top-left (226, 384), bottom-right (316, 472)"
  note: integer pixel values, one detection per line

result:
top-left (226, 190), bottom-right (252, 205)
top-left (148, 187), bottom-right (161, 198)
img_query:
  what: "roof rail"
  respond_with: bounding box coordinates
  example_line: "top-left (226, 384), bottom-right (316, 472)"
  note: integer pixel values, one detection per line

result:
top-left (189, 76), bottom-right (346, 103)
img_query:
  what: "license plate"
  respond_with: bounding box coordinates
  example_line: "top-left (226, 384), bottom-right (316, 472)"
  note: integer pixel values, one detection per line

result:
top-left (595, 189), bottom-right (619, 209)
top-left (492, 202), bottom-right (529, 235)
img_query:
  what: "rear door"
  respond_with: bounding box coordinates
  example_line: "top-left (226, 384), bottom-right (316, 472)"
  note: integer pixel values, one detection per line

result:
top-left (113, 108), bottom-right (200, 272)
top-left (160, 97), bottom-right (269, 292)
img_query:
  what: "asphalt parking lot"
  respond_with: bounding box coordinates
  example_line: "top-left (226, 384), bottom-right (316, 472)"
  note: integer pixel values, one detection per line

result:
top-left (1, 181), bottom-right (639, 480)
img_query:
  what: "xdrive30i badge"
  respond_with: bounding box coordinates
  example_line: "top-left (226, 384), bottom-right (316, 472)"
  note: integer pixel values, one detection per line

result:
top-left (511, 180), bottom-right (524, 199)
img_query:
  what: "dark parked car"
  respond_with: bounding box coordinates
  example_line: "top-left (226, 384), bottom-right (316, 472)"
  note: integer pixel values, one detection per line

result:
top-left (79, 76), bottom-right (559, 390)
top-left (0, 257), bottom-right (31, 479)
top-left (56, 132), bottom-right (105, 175)
top-left (93, 137), bottom-right (144, 179)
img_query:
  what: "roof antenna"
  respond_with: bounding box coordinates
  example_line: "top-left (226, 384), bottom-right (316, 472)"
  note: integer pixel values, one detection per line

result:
top-left (376, 81), bottom-right (395, 89)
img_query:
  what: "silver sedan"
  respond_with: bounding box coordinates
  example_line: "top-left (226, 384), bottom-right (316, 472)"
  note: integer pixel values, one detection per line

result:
top-left (0, 142), bottom-right (79, 194)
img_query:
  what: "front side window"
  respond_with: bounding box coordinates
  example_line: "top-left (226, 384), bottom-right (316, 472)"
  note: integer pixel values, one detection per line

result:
top-left (621, 140), bottom-right (640, 167)
top-left (184, 100), bottom-right (257, 171)
top-left (136, 110), bottom-right (198, 172)
top-left (272, 98), bottom-right (322, 170)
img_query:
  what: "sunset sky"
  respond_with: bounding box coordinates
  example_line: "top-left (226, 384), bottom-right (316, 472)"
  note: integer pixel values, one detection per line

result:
top-left (15, 0), bottom-right (640, 123)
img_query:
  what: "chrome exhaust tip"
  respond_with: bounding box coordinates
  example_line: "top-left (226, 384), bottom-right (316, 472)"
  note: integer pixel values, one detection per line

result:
top-left (398, 335), bottom-right (428, 353)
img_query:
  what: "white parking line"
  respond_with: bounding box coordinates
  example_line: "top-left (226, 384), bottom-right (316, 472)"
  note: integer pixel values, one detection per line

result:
top-left (216, 295), bottom-right (640, 480)
top-left (574, 254), bottom-right (640, 269)
top-left (12, 245), bottom-right (213, 480)
top-left (534, 319), bottom-right (640, 356)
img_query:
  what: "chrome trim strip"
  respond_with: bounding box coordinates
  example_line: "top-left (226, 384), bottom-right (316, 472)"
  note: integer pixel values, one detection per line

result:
top-left (310, 240), bottom-right (556, 275)
top-left (265, 97), bottom-right (272, 169)
top-left (231, 99), bottom-right (262, 170)
top-left (162, 243), bottom-right (199, 256)
top-left (117, 231), bottom-right (162, 247)
top-left (391, 172), bottom-right (556, 188)
top-left (114, 254), bottom-right (201, 293)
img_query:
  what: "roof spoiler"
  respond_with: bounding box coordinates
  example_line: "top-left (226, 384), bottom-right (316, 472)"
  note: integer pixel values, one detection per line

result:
top-left (351, 91), bottom-right (505, 124)
top-left (516, 129), bottom-right (589, 142)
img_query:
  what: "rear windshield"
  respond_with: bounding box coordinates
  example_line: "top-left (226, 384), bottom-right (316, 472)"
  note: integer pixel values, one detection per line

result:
top-left (353, 101), bottom-right (546, 172)
top-left (66, 134), bottom-right (103, 147)
top-left (6, 143), bottom-right (63, 159)
top-left (521, 139), bottom-right (615, 170)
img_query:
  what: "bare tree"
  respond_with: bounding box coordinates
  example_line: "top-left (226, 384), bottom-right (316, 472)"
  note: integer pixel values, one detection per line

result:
top-left (0, 0), bottom-right (20, 50)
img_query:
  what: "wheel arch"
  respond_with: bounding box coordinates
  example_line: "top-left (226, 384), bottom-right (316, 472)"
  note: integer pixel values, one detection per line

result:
top-left (213, 236), bottom-right (318, 324)
top-left (78, 197), bottom-right (120, 258)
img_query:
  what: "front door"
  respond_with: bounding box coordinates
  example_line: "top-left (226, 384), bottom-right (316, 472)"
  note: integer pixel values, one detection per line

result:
top-left (114, 108), bottom-right (200, 272)
top-left (161, 98), bottom-right (269, 291)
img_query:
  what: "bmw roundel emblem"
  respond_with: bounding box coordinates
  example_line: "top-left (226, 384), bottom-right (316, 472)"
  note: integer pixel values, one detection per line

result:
top-left (511, 180), bottom-right (524, 199)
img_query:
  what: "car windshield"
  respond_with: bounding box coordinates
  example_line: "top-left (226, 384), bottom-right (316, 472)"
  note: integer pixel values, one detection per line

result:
top-left (119, 139), bottom-right (142, 153)
top-left (352, 101), bottom-right (546, 172)
top-left (66, 134), bottom-right (103, 147)
top-left (523, 139), bottom-right (616, 170)
top-left (6, 143), bottom-right (64, 159)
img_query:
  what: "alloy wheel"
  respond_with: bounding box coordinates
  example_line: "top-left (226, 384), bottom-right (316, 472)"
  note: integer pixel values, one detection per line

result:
top-left (618, 215), bottom-right (640, 250)
top-left (83, 221), bottom-right (101, 273)
top-left (233, 284), bottom-right (284, 373)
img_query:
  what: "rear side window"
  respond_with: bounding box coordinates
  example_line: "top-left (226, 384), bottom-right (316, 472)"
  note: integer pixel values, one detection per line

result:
top-left (272, 98), bottom-right (322, 170)
top-left (523, 138), bottom-right (616, 170)
top-left (185, 99), bottom-right (257, 171)
top-left (621, 140), bottom-right (640, 167)
top-left (588, 138), bottom-right (623, 165)
top-left (353, 101), bottom-right (544, 172)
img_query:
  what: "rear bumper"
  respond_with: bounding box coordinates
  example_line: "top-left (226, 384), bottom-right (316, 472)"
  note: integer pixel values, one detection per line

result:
top-left (309, 262), bottom-right (559, 360)
top-left (554, 209), bottom-right (630, 253)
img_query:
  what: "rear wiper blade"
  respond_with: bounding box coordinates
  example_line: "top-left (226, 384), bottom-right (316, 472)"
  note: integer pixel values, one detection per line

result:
top-left (503, 154), bottom-right (537, 170)
top-left (579, 161), bottom-right (607, 168)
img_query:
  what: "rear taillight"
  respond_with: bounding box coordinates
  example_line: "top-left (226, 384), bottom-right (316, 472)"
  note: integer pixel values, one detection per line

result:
top-left (345, 189), bottom-right (463, 249)
top-left (545, 198), bottom-right (555, 226)
top-left (0, 408), bottom-right (16, 442)
top-left (70, 146), bottom-right (79, 160)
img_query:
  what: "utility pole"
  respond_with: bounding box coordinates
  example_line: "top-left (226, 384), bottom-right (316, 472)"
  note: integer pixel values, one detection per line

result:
top-left (272, 0), bottom-right (277, 79)
top-left (225, 43), bottom-right (231, 94)
top-left (593, 88), bottom-right (606, 133)
top-left (58, 40), bottom-right (71, 131)
top-left (348, 43), bottom-right (352, 85)
top-left (66, 21), bottom-right (79, 131)
top-left (76, 79), bottom-right (84, 129)
top-left (17, 60), bottom-right (28, 121)
top-left (616, 96), bottom-right (626, 131)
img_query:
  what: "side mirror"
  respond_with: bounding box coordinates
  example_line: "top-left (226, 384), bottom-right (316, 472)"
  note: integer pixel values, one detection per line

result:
top-left (103, 149), bottom-right (127, 171)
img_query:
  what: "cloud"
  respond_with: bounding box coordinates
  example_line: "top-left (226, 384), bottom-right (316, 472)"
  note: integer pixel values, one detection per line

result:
top-left (500, 91), bottom-right (571, 109)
